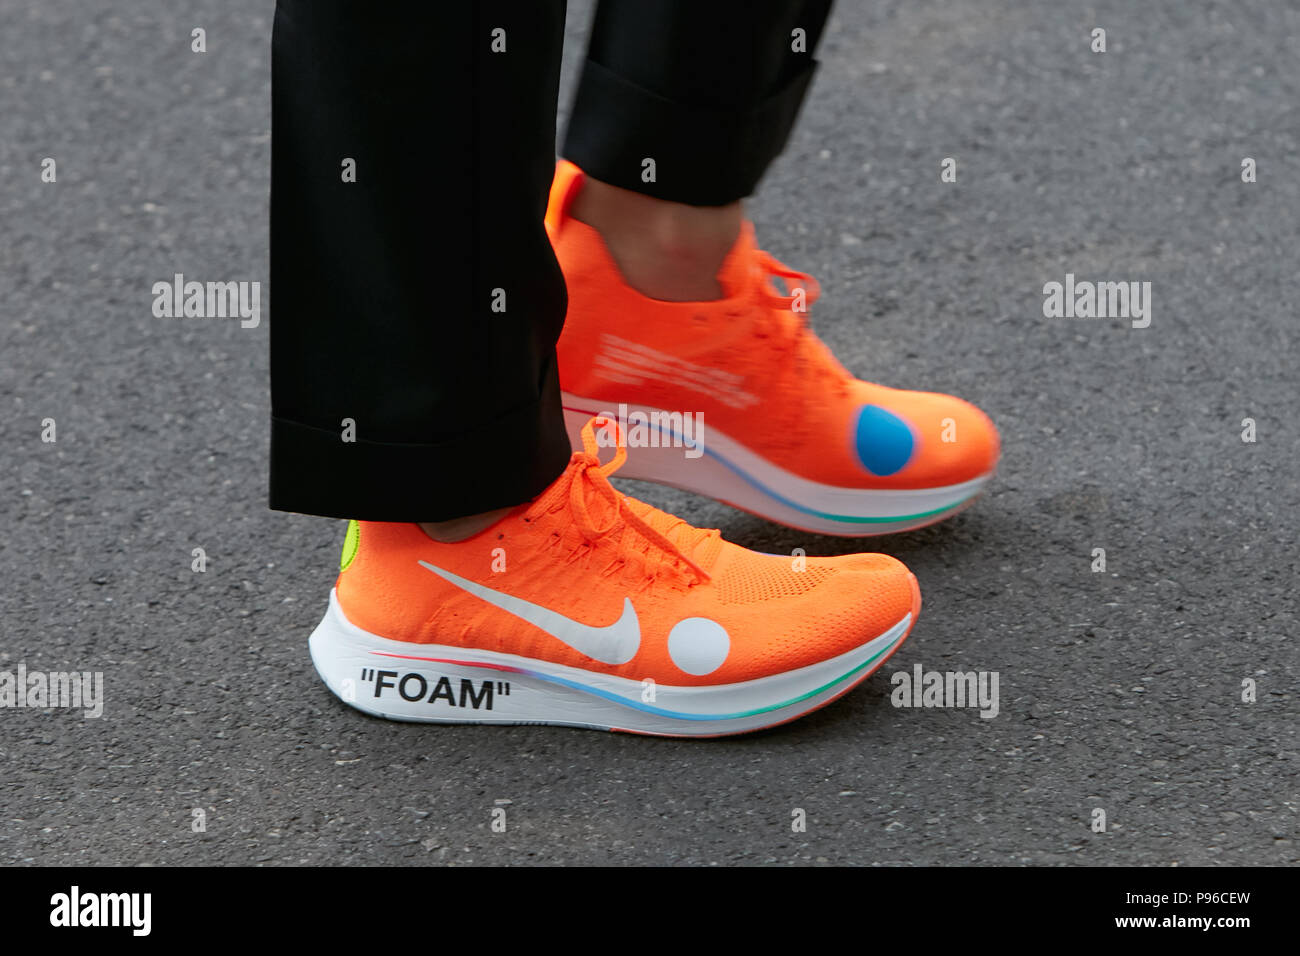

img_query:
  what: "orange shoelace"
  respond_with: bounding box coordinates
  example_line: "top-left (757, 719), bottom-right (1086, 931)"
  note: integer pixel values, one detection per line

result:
top-left (523, 417), bottom-right (713, 586)
top-left (739, 250), bottom-right (853, 415)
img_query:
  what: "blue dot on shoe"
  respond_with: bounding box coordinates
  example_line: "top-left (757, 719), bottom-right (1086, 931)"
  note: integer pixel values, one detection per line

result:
top-left (854, 405), bottom-right (914, 476)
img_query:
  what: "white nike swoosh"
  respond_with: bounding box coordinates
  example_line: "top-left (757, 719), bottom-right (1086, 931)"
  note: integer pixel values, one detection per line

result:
top-left (417, 560), bottom-right (641, 665)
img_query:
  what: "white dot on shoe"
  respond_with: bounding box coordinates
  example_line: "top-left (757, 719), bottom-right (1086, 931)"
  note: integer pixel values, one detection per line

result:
top-left (667, 618), bottom-right (730, 676)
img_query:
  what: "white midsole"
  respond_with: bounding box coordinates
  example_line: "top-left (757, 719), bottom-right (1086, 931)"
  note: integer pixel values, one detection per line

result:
top-left (308, 589), bottom-right (910, 736)
top-left (561, 393), bottom-right (990, 535)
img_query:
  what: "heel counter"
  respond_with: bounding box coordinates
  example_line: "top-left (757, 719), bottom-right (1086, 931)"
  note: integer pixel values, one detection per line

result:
top-left (332, 521), bottom-right (434, 643)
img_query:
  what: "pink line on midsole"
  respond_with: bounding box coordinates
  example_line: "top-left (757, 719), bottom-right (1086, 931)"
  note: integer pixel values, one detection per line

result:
top-left (369, 650), bottom-right (526, 675)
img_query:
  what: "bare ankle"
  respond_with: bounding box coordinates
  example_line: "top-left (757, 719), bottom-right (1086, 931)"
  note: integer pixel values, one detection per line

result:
top-left (570, 176), bottom-right (742, 302)
top-left (419, 507), bottom-right (513, 543)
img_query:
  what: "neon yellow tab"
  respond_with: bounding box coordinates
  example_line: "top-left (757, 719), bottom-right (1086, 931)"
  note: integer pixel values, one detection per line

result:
top-left (340, 519), bottom-right (360, 572)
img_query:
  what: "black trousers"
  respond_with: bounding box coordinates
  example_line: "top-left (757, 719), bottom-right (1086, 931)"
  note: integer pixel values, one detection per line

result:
top-left (269, 0), bottom-right (831, 521)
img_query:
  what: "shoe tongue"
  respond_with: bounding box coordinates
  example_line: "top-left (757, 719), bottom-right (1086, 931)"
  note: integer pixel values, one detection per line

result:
top-left (715, 222), bottom-right (760, 299)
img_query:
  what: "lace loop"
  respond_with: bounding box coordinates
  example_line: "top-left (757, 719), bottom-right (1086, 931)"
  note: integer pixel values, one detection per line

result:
top-left (743, 252), bottom-right (850, 399)
top-left (755, 250), bottom-right (821, 314)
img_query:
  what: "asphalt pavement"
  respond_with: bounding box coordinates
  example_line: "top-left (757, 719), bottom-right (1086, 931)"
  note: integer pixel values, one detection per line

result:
top-left (1, 0), bottom-right (1296, 865)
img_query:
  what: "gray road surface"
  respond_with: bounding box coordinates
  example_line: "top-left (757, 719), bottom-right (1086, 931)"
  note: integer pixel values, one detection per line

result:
top-left (1, 0), bottom-right (1296, 865)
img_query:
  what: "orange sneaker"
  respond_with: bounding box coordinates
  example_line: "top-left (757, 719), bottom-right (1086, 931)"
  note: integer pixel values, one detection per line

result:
top-left (548, 161), bottom-right (1000, 536)
top-left (308, 417), bottom-right (919, 737)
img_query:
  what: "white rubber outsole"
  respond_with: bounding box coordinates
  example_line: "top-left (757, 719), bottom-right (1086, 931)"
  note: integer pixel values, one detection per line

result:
top-left (308, 589), bottom-right (915, 737)
top-left (562, 393), bottom-right (992, 536)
